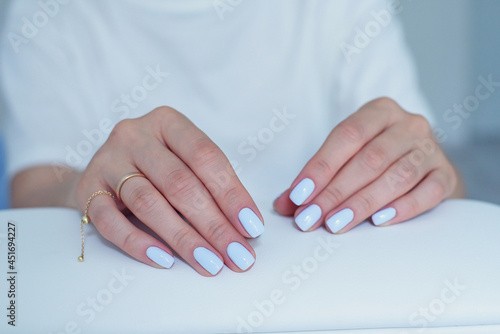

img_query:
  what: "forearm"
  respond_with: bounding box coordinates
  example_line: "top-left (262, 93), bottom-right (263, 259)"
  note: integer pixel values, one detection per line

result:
top-left (11, 166), bottom-right (80, 209)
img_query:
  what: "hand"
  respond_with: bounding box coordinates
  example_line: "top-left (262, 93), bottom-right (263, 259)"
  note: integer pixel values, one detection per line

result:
top-left (274, 97), bottom-right (465, 233)
top-left (76, 107), bottom-right (264, 276)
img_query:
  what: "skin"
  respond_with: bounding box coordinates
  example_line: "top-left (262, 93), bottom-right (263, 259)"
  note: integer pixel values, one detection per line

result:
top-left (11, 98), bottom-right (465, 275)
top-left (274, 97), bottom-right (465, 232)
top-left (12, 107), bottom-right (263, 277)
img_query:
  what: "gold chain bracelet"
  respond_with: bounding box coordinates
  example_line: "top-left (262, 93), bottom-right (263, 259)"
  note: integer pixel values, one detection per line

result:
top-left (79, 190), bottom-right (115, 262)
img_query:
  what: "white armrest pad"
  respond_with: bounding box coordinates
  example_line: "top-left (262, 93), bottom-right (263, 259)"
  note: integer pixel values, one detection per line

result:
top-left (1, 199), bottom-right (499, 333)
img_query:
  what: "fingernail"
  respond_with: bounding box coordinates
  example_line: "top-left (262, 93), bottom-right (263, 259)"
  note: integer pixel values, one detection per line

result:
top-left (194, 247), bottom-right (224, 275)
top-left (326, 208), bottom-right (354, 233)
top-left (146, 247), bottom-right (175, 269)
top-left (289, 178), bottom-right (315, 206)
top-left (372, 207), bottom-right (396, 226)
top-left (238, 208), bottom-right (265, 238)
top-left (227, 242), bottom-right (255, 271)
top-left (295, 204), bottom-right (322, 231)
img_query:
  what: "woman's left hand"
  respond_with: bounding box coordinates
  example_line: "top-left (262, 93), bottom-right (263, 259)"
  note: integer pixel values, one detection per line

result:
top-left (274, 97), bottom-right (465, 233)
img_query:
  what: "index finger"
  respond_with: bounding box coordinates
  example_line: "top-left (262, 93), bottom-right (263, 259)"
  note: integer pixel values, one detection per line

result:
top-left (279, 98), bottom-right (404, 208)
top-left (147, 107), bottom-right (265, 239)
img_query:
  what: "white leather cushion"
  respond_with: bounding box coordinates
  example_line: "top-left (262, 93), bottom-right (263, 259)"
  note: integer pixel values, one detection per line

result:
top-left (1, 198), bottom-right (499, 333)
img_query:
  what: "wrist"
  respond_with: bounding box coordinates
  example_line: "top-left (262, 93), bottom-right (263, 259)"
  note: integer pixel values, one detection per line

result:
top-left (11, 166), bottom-right (81, 208)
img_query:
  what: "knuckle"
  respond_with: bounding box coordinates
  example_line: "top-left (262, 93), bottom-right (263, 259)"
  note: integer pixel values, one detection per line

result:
top-left (395, 159), bottom-right (419, 187)
top-left (371, 96), bottom-right (399, 110)
top-left (310, 157), bottom-right (333, 176)
top-left (428, 178), bottom-right (447, 201)
top-left (150, 105), bottom-right (178, 121)
top-left (322, 185), bottom-right (344, 207)
top-left (129, 185), bottom-right (159, 215)
top-left (357, 192), bottom-right (376, 213)
top-left (338, 121), bottom-right (363, 143)
top-left (361, 145), bottom-right (388, 172)
top-left (410, 114), bottom-right (431, 134)
top-left (192, 138), bottom-right (222, 168)
top-left (205, 218), bottom-right (231, 241)
top-left (170, 228), bottom-right (194, 249)
top-left (121, 230), bottom-right (141, 252)
top-left (222, 186), bottom-right (240, 208)
top-left (110, 119), bottom-right (136, 141)
top-left (166, 169), bottom-right (197, 198)
top-left (206, 167), bottom-right (233, 193)
top-left (191, 191), bottom-right (211, 212)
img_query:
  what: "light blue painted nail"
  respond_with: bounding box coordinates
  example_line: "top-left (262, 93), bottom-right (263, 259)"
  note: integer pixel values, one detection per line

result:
top-left (372, 207), bottom-right (396, 226)
top-left (193, 247), bottom-right (223, 275)
top-left (238, 208), bottom-right (265, 238)
top-left (295, 204), bottom-right (322, 231)
top-left (289, 178), bottom-right (315, 206)
top-left (326, 208), bottom-right (354, 233)
top-left (227, 242), bottom-right (255, 271)
top-left (146, 247), bottom-right (175, 269)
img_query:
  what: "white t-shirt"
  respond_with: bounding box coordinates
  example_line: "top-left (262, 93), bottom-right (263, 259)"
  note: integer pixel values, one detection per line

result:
top-left (0, 0), bottom-right (432, 198)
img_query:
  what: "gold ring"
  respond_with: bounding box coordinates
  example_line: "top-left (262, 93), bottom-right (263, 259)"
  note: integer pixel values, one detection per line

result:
top-left (116, 172), bottom-right (146, 201)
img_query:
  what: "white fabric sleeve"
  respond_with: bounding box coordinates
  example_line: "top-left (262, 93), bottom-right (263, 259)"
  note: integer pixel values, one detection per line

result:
top-left (334, 0), bottom-right (435, 125)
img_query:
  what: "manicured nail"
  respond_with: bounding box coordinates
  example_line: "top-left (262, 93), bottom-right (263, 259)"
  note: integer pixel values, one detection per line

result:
top-left (295, 204), bottom-right (322, 231)
top-left (227, 242), bottom-right (255, 271)
top-left (146, 247), bottom-right (175, 269)
top-left (289, 178), bottom-right (315, 206)
top-left (238, 208), bottom-right (265, 238)
top-left (372, 207), bottom-right (396, 226)
top-left (326, 208), bottom-right (354, 233)
top-left (193, 247), bottom-right (223, 275)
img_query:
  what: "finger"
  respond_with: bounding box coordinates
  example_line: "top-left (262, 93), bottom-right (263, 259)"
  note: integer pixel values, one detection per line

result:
top-left (273, 190), bottom-right (296, 216)
top-left (130, 143), bottom-right (257, 272)
top-left (82, 182), bottom-right (175, 269)
top-left (323, 148), bottom-right (439, 234)
top-left (149, 107), bottom-right (265, 238)
top-left (116, 173), bottom-right (228, 276)
top-left (292, 121), bottom-right (418, 231)
top-left (372, 168), bottom-right (454, 227)
top-left (276, 98), bottom-right (405, 211)
top-left (308, 119), bottom-right (421, 215)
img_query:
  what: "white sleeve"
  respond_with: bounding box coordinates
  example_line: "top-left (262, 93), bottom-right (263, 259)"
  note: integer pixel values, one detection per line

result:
top-left (334, 0), bottom-right (434, 125)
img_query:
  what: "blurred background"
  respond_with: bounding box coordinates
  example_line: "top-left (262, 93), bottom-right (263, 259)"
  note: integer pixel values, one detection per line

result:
top-left (0, 0), bottom-right (498, 209)
top-left (400, 0), bottom-right (500, 205)
top-left (0, 0), bottom-right (8, 209)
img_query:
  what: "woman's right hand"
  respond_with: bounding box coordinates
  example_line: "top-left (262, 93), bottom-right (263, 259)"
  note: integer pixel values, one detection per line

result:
top-left (75, 106), bottom-right (264, 276)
